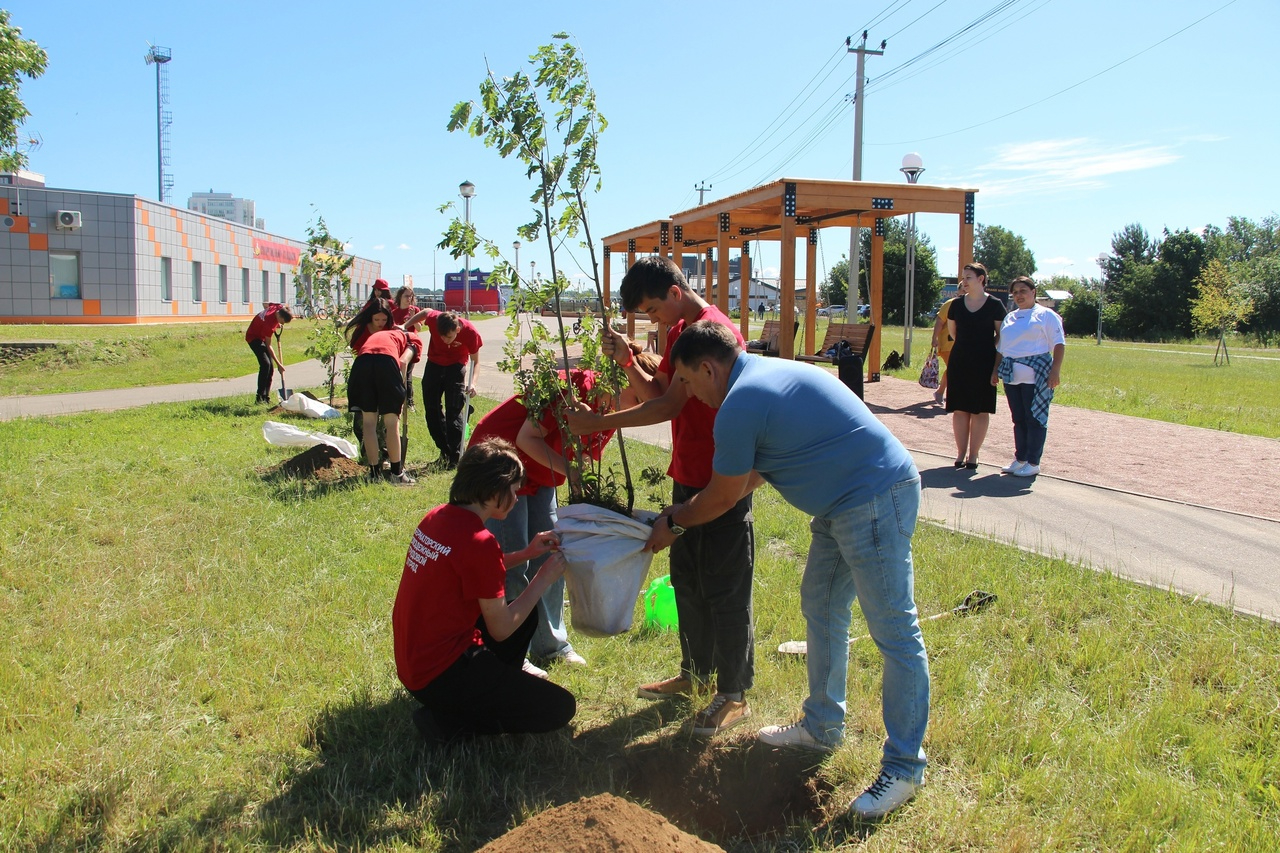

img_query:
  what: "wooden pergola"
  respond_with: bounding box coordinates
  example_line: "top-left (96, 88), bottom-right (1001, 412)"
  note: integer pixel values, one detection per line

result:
top-left (601, 178), bottom-right (977, 381)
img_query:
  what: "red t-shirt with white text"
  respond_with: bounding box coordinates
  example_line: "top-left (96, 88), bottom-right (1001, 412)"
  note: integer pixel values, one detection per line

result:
top-left (392, 504), bottom-right (506, 691)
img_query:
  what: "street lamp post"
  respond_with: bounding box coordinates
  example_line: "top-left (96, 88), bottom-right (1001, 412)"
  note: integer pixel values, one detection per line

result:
top-left (899, 153), bottom-right (926, 367)
top-left (459, 181), bottom-right (476, 316)
top-left (1095, 253), bottom-right (1109, 345)
top-left (513, 240), bottom-right (521, 285)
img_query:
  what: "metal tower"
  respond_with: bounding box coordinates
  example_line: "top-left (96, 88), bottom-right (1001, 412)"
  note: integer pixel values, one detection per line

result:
top-left (144, 45), bottom-right (174, 204)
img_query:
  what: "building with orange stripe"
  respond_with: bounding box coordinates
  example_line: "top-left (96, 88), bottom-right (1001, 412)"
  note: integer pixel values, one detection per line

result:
top-left (1, 175), bottom-right (381, 325)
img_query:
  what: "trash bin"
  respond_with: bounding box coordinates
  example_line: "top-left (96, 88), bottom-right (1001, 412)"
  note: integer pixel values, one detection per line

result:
top-left (837, 353), bottom-right (864, 400)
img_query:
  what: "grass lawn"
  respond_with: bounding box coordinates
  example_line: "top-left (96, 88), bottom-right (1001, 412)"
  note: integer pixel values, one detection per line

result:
top-left (0, 320), bottom-right (327, 396)
top-left (1, 396), bottom-right (1276, 850)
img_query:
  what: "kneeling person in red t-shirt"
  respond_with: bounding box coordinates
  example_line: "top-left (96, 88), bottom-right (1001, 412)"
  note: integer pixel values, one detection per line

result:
top-left (392, 438), bottom-right (576, 741)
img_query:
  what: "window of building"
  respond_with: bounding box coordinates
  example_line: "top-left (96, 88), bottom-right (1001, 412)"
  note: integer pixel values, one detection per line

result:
top-left (218, 265), bottom-right (229, 303)
top-left (50, 252), bottom-right (81, 299)
top-left (192, 261), bottom-right (202, 302)
top-left (279, 272), bottom-right (287, 302)
top-left (261, 270), bottom-right (270, 302)
top-left (241, 268), bottom-right (250, 303)
top-left (161, 257), bottom-right (172, 301)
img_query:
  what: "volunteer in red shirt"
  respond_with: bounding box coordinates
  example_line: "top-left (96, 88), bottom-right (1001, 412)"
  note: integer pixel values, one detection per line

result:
top-left (566, 256), bottom-right (754, 739)
top-left (345, 298), bottom-right (423, 485)
top-left (403, 306), bottom-right (483, 469)
top-left (245, 302), bottom-right (293, 403)
top-left (391, 286), bottom-right (420, 410)
top-left (392, 438), bottom-right (575, 742)
top-left (466, 364), bottom-right (654, 673)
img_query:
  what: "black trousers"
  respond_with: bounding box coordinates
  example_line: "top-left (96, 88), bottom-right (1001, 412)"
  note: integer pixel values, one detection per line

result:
top-left (422, 361), bottom-right (467, 463)
top-left (669, 481), bottom-right (756, 695)
top-left (248, 339), bottom-right (274, 401)
top-left (409, 604), bottom-right (575, 736)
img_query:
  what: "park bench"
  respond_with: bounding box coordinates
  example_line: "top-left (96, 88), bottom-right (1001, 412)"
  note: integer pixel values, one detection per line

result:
top-left (795, 321), bottom-right (876, 365)
top-left (745, 319), bottom-right (799, 357)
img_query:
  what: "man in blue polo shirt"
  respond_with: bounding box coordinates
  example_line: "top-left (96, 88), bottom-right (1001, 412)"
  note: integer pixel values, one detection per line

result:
top-left (643, 319), bottom-right (930, 820)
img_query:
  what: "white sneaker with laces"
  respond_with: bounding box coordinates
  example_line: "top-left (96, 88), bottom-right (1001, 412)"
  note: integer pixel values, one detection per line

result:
top-left (849, 770), bottom-right (921, 819)
top-left (559, 650), bottom-right (587, 667)
top-left (521, 659), bottom-right (548, 679)
top-left (756, 720), bottom-right (833, 753)
top-left (1014, 462), bottom-right (1040, 477)
top-left (1001, 459), bottom-right (1023, 474)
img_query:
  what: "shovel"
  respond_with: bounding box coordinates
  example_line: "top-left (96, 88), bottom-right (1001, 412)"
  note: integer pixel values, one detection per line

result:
top-left (776, 589), bottom-right (997, 656)
top-left (461, 360), bottom-right (478, 449)
top-left (274, 329), bottom-right (293, 402)
top-left (400, 380), bottom-right (410, 463)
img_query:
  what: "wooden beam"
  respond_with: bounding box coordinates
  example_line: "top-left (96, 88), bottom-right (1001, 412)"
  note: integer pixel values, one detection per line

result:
top-left (779, 197), bottom-right (797, 360)
top-left (868, 220), bottom-right (885, 383)
top-left (805, 228), bottom-right (818, 357)
top-left (738, 243), bottom-right (751, 342)
top-left (717, 213), bottom-right (731, 315)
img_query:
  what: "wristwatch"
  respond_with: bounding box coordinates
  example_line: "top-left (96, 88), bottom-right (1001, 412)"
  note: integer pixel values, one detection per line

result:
top-left (666, 514), bottom-right (686, 536)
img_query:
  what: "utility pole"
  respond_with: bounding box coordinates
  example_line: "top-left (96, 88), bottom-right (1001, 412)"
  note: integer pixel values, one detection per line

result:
top-left (846, 32), bottom-right (883, 314)
top-left (694, 181), bottom-right (712, 292)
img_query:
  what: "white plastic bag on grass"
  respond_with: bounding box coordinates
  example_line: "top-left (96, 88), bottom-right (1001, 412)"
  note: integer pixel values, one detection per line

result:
top-left (280, 393), bottom-right (341, 419)
top-left (555, 503), bottom-right (659, 637)
top-left (262, 420), bottom-right (357, 458)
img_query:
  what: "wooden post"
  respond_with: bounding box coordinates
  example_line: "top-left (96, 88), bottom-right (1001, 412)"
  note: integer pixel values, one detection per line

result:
top-left (868, 218), bottom-right (885, 382)
top-left (779, 184), bottom-right (798, 359)
top-left (602, 245), bottom-right (611, 309)
top-left (717, 212), bottom-right (731, 315)
top-left (626, 240), bottom-right (637, 341)
top-left (739, 242), bottom-right (751, 342)
top-left (805, 227), bottom-right (819, 356)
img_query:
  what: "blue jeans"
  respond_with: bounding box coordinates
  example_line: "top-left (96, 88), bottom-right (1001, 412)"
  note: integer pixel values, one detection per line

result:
top-left (485, 486), bottom-right (572, 660)
top-left (799, 476), bottom-right (929, 784)
top-left (1004, 382), bottom-right (1047, 465)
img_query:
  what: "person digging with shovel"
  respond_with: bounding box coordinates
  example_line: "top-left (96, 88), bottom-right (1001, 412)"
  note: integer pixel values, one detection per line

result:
top-left (245, 302), bottom-right (293, 404)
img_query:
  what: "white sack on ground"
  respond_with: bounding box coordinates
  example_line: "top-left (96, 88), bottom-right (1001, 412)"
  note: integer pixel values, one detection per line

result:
top-left (555, 503), bottom-right (659, 637)
top-left (262, 420), bottom-right (358, 458)
top-left (280, 393), bottom-right (341, 419)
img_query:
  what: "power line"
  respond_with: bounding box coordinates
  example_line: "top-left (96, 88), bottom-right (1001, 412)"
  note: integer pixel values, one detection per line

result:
top-left (882, 0), bottom-right (954, 43)
top-left (702, 40), bottom-right (848, 183)
top-left (869, 0), bottom-right (1241, 146)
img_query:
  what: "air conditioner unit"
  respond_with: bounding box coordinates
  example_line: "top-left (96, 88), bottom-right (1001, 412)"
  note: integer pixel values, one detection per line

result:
top-left (55, 210), bottom-right (83, 231)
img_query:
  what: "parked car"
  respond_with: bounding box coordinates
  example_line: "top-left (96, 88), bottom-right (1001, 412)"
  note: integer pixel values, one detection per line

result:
top-left (828, 305), bottom-right (847, 316)
top-left (857, 304), bottom-right (871, 318)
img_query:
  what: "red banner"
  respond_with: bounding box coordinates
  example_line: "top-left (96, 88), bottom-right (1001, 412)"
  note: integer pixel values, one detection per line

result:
top-left (252, 239), bottom-right (300, 266)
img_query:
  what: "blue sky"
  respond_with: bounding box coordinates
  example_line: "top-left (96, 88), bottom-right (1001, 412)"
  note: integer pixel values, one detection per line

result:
top-left (9, 0), bottom-right (1276, 293)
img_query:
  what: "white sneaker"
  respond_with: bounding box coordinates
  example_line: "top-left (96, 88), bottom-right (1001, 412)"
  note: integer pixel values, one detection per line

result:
top-left (849, 770), bottom-right (921, 819)
top-left (757, 720), bottom-right (833, 753)
top-left (1001, 459), bottom-right (1024, 474)
top-left (1014, 462), bottom-right (1040, 477)
top-left (559, 650), bottom-right (588, 667)
top-left (521, 659), bottom-right (548, 679)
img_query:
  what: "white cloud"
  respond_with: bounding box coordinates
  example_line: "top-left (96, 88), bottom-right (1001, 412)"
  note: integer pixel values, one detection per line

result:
top-left (1040, 256), bottom-right (1073, 266)
top-left (971, 138), bottom-right (1181, 198)
top-left (372, 244), bottom-right (386, 251)
top-left (398, 243), bottom-right (412, 250)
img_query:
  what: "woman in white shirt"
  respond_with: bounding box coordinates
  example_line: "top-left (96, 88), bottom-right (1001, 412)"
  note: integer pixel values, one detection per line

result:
top-left (992, 276), bottom-right (1065, 477)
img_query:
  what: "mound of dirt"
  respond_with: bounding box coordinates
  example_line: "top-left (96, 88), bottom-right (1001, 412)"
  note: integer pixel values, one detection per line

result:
top-left (266, 444), bottom-right (364, 482)
top-left (476, 794), bottom-right (724, 853)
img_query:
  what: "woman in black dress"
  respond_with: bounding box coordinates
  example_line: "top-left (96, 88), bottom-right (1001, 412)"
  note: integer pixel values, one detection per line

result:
top-left (945, 263), bottom-right (1006, 468)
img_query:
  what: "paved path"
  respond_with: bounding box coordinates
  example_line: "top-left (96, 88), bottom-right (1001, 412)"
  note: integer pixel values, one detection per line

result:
top-left (4, 314), bottom-right (1277, 620)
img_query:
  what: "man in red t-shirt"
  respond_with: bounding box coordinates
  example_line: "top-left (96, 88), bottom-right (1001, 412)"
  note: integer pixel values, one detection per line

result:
top-left (403, 307), bottom-right (483, 469)
top-left (245, 302), bottom-right (293, 403)
top-left (566, 256), bottom-right (754, 739)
